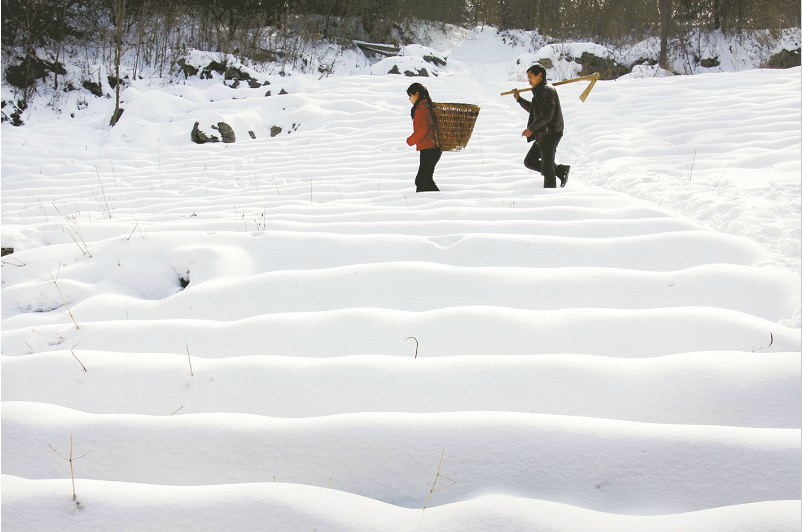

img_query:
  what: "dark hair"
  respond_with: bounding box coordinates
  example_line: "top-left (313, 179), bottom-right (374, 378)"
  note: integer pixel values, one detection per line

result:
top-left (407, 82), bottom-right (433, 119)
top-left (526, 63), bottom-right (547, 81)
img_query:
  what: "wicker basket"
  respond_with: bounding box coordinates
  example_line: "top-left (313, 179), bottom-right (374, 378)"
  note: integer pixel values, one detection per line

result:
top-left (432, 103), bottom-right (480, 152)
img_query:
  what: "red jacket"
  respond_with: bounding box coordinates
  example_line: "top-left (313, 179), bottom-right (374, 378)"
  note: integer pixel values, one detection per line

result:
top-left (406, 99), bottom-right (438, 151)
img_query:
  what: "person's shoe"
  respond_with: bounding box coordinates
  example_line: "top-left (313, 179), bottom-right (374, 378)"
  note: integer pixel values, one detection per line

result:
top-left (559, 166), bottom-right (570, 188)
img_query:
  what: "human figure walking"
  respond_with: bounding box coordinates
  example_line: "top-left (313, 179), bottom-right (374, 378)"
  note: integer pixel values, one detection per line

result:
top-left (511, 64), bottom-right (570, 188)
top-left (406, 83), bottom-right (441, 192)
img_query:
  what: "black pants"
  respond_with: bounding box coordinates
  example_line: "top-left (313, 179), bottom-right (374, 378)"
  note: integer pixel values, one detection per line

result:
top-left (524, 134), bottom-right (568, 189)
top-left (415, 147), bottom-right (441, 192)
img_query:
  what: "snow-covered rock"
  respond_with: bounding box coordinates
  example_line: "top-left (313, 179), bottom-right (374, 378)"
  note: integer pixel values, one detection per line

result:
top-left (371, 55), bottom-right (437, 77)
top-left (512, 42), bottom-right (625, 81)
top-left (618, 63), bottom-right (675, 79)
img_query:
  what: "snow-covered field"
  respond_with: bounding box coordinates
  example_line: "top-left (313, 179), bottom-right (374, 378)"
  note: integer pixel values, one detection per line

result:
top-left (1, 27), bottom-right (800, 531)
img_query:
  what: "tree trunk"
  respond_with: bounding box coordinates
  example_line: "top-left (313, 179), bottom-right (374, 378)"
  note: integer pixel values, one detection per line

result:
top-left (658, 0), bottom-right (671, 69)
top-left (111, 0), bottom-right (126, 127)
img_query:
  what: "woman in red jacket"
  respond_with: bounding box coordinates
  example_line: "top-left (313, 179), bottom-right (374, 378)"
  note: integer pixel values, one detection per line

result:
top-left (406, 83), bottom-right (441, 192)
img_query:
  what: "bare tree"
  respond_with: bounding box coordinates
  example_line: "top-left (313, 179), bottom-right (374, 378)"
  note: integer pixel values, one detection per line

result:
top-left (659, 0), bottom-right (672, 68)
top-left (110, 0), bottom-right (126, 126)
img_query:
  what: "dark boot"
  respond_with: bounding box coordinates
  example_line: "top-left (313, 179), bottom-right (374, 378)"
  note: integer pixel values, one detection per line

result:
top-left (558, 165), bottom-right (570, 188)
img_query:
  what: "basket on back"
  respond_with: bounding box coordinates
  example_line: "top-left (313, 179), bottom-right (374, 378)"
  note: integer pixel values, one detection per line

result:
top-left (432, 103), bottom-right (480, 152)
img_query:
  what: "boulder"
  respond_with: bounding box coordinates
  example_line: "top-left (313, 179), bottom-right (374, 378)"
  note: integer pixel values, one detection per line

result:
top-left (763, 48), bottom-right (801, 69)
top-left (700, 56), bottom-right (720, 68)
top-left (387, 64), bottom-right (429, 77)
top-left (176, 58), bottom-right (199, 78)
top-left (270, 126), bottom-right (282, 137)
top-left (192, 122), bottom-right (218, 143)
top-left (200, 60), bottom-right (227, 79)
top-left (577, 52), bottom-right (630, 79)
top-left (212, 122), bottom-right (236, 143)
top-left (82, 80), bottom-right (103, 97)
top-left (1, 100), bottom-right (26, 126)
top-left (5, 55), bottom-right (66, 89)
top-left (191, 121), bottom-right (236, 143)
top-left (423, 54), bottom-right (446, 67)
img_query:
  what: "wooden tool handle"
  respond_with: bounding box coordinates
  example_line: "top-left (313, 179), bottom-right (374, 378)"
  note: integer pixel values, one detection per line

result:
top-left (553, 72), bottom-right (600, 86)
top-left (500, 72), bottom-right (600, 96)
top-left (499, 87), bottom-right (532, 96)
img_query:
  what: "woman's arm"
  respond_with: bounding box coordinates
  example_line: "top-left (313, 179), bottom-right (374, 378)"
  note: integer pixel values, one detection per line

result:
top-left (406, 106), bottom-right (430, 146)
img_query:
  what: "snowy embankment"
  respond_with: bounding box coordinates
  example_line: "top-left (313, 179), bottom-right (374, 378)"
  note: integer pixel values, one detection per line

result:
top-left (1, 41), bottom-right (800, 531)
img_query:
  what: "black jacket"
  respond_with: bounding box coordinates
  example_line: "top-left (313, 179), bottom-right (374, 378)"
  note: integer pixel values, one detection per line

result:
top-left (517, 83), bottom-right (564, 143)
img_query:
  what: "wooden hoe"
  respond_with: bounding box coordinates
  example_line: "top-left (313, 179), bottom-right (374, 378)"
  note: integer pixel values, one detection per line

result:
top-left (500, 72), bottom-right (601, 102)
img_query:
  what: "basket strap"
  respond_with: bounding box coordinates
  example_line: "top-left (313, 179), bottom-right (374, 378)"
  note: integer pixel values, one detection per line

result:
top-left (428, 105), bottom-right (440, 148)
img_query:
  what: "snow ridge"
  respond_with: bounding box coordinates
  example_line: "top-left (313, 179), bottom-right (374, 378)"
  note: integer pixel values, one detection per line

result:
top-left (2, 60), bottom-right (800, 530)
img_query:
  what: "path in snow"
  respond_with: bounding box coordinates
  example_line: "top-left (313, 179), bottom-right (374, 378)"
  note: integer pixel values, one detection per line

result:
top-left (2, 66), bottom-right (800, 530)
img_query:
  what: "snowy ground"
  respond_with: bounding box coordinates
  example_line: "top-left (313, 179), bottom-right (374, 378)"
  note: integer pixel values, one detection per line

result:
top-left (1, 28), bottom-right (800, 531)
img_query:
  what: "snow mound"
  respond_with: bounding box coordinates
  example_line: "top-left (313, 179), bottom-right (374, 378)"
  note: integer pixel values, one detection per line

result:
top-left (618, 63), bottom-right (675, 79)
top-left (512, 43), bottom-right (618, 81)
top-left (3, 475), bottom-right (801, 532)
top-left (371, 54), bottom-right (441, 77)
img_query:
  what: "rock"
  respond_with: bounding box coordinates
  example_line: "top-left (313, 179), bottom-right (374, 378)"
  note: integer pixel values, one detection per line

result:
top-left (224, 65), bottom-right (249, 81)
top-left (388, 65), bottom-right (401, 75)
top-left (578, 52), bottom-right (630, 79)
top-left (212, 122), bottom-right (236, 143)
top-left (1, 247), bottom-right (14, 256)
top-left (632, 57), bottom-right (658, 66)
top-left (82, 80), bottom-right (103, 97)
top-left (191, 122), bottom-right (220, 143)
top-left (1, 100), bottom-right (26, 126)
top-left (270, 126), bottom-right (282, 137)
top-left (404, 68), bottom-right (429, 77)
top-left (191, 121), bottom-right (235, 143)
top-left (265, 90), bottom-right (272, 97)
top-left (423, 54), bottom-right (446, 67)
top-left (107, 75), bottom-right (125, 89)
top-left (176, 58), bottom-right (199, 78)
top-left (5, 56), bottom-right (66, 89)
top-left (248, 130), bottom-right (256, 139)
top-left (248, 79), bottom-right (261, 88)
top-left (700, 56), bottom-right (720, 68)
top-left (763, 48), bottom-right (801, 69)
top-left (200, 60), bottom-right (227, 79)
top-left (279, 88), bottom-right (288, 95)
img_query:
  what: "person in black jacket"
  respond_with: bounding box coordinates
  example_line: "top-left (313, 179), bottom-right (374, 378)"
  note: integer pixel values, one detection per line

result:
top-left (511, 64), bottom-right (570, 188)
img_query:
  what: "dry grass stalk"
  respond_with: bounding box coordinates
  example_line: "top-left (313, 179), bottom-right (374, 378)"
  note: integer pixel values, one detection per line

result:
top-left (186, 345), bottom-right (194, 376)
top-left (70, 343), bottom-right (87, 372)
top-left (49, 433), bottom-right (89, 504)
top-left (404, 336), bottom-right (419, 359)
top-left (48, 267), bottom-right (79, 330)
